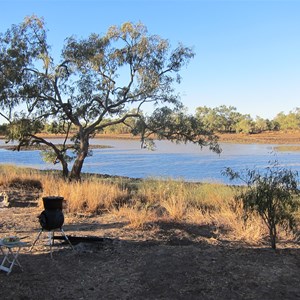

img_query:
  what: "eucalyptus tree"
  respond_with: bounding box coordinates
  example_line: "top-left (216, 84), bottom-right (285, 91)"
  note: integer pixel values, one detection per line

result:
top-left (0, 16), bottom-right (219, 180)
top-left (235, 115), bottom-right (254, 134)
top-left (274, 109), bottom-right (300, 131)
top-left (195, 106), bottom-right (219, 132)
top-left (254, 116), bottom-right (269, 133)
top-left (196, 105), bottom-right (243, 133)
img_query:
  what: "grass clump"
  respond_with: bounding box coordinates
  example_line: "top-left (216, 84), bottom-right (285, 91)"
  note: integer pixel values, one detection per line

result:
top-left (41, 176), bottom-right (129, 214)
top-left (0, 165), bottom-right (42, 188)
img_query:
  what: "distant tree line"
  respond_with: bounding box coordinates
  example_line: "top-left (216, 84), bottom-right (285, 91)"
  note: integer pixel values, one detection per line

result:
top-left (1, 105), bottom-right (299, 136)
top-left (195, 105), bottom-right (300, 134)
top-left (195, 105), bottom-right (277, 134)
top-left (101, 106), bottom-right (300, 135)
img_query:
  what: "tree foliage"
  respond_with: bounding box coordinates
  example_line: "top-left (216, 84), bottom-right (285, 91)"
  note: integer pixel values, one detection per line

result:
top-left (274, 109), bottom-right (300, 131)
top-left (235, 115), bottom-right (254, 134)
top-left (196, 105), bottom-right (242, 133)
top-left (195, 105), bottom-right (287, 134)
top-left (0, 16), bottom-right (220, 180)
top-left (223, 162), bottom-right (300, 249)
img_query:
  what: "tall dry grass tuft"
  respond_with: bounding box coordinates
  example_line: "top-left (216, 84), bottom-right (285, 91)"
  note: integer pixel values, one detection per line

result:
top-left (161, 192), bottom-right (188, 221)
top-left (186, 183), bottom-right (236, 212)
top-left (41, 177), bottom-right (129, 213)
top-left (210, 202), bottom-right (266, 244)
top-left (186, 207), bottom-right (212, 225)
top-left (0, 165), bottom-right (129, 214)
top-left (135, 179), bottom-right (190, 220)
top-left (183, 182), bottom-right (266, 243)
top-left (135, 180), bottom-right (238, 222)
top-left (0, 165), bottom-right (43, 188)
top-left (111, 204), bottom-right (155, 229)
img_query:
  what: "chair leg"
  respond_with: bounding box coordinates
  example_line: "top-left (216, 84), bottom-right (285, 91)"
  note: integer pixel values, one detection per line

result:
top-left (61, 228), bottom-right (74, 250)
top-left (30, 229), bottom-right (43, 252)
top-left (48, 231), bottom-right (54, 259)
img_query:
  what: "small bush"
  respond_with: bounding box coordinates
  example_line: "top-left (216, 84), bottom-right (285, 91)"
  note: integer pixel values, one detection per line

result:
top-left (223, 162), bottom-right (300, 249)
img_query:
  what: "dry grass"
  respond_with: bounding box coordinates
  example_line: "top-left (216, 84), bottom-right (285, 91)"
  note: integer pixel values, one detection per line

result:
top-left (210, 204), bottom-right (266, 243)
top-left (111, 204), bottom-right (156, 229)
top-left (41, 176), bottom-right (129, 213)
top-left (0, 165), bottom-right (43, 189)
top-left (1, 164), bottom-right (297, 244)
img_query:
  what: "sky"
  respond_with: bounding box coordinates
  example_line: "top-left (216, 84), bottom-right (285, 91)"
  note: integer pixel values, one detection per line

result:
top-left (1, 0), bottom-right (300, 120)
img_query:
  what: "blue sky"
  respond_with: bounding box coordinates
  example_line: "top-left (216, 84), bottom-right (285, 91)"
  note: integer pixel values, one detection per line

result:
top-left (1, 0), bottom-right (300, 119)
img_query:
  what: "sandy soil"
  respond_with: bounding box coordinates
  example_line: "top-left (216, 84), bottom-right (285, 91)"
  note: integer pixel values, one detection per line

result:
top-left (1, 190), bottom-right (300, 300)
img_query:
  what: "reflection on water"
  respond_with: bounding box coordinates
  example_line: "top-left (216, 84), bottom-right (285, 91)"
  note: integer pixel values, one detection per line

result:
top-left (0, 139), bottom-right (300, 184)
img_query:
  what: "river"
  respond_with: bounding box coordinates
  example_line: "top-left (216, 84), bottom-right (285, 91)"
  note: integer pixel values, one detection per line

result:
top-left (1, 139), bottom-right (300, 184)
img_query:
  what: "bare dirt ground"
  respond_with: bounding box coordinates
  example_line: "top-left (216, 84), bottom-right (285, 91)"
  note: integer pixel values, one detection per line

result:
top-left (1, 190), bottom-right (300, 300)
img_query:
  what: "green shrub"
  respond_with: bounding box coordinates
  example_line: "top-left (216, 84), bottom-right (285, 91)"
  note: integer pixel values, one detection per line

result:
top-left (223, 162), bottom-right (300, 249)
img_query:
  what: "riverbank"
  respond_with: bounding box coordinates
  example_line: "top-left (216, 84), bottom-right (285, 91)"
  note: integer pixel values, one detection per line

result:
top-left (59, 130), bottom-right (300, 144)
top-left (218, 130), bottom-right (300, 144)
top-left (1, 130), bottom-right (300, 145)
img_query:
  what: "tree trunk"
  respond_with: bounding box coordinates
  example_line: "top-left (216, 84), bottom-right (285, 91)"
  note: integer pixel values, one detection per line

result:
top-left (269, 225), bottom-right (277, 250)
top-left (61, 160), bottom-right (69, 179)
top-left (70, 153), bottom-right (86, 180)
top-left (55, 153), bottom-right (69, 179)
top-left (69, 134), bottom-right (89, 181)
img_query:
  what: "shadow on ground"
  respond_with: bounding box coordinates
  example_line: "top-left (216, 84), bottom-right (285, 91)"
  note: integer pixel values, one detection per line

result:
top-left (1, 228), bottom-right (300, 300)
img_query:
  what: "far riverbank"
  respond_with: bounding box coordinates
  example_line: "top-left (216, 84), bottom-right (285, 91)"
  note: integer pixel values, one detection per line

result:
top-left (1, 130), bottom-right (300, 147)
top-left (217, 130), bottom-right (300, 144)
